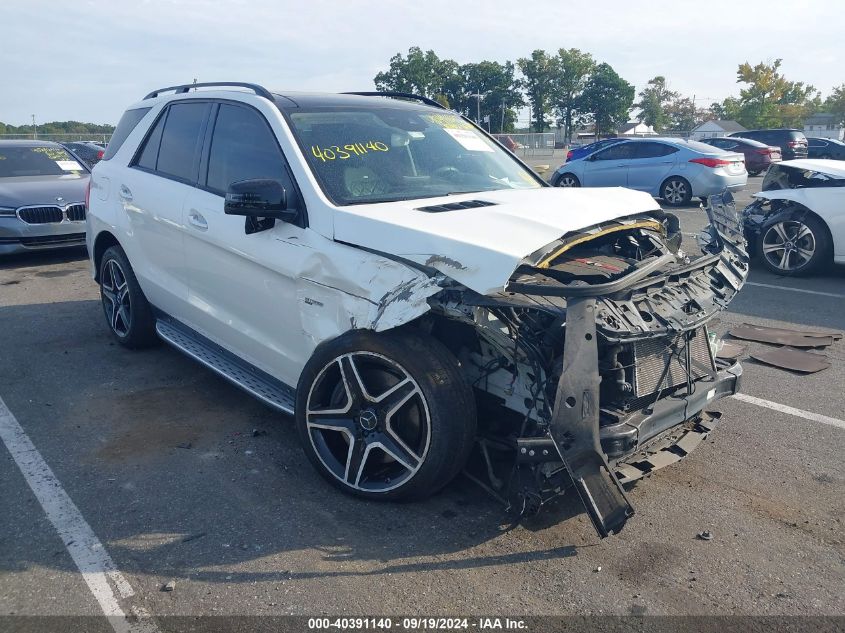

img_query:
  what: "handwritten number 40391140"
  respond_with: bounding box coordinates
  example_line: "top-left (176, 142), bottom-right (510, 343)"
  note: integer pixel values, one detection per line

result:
top-left (311, 142), bottom-right (389, 162)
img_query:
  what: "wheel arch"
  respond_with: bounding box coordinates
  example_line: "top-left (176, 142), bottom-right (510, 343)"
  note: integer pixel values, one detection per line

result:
top-left (92, 230), bottom-right (121, 283)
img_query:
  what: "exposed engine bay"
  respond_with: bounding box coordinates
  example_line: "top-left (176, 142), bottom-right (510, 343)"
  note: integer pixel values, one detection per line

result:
top-left (422, 192), bottom-right (748, 537)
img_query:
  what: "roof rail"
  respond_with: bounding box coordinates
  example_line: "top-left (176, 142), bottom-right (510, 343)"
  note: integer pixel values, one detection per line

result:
top-left (143, 82), bottom-right (274, 101)
top-left (343, 91), bottom-right (447, 110)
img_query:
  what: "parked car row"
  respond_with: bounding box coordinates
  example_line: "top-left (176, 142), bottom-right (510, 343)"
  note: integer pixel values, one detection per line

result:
top-left (807, 137), bottom-right (845, 160)
top-left (701, 136), bottom-right (781, 176)
top-left (60, 140), bottom-right (106, 168)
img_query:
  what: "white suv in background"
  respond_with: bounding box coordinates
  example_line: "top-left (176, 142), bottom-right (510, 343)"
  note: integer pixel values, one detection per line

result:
top-left (87, 82), bottom-right (748, 538)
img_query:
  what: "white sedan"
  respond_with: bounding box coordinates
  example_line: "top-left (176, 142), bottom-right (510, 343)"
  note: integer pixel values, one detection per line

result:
top-left (743, 159), bottom-right (845, 275)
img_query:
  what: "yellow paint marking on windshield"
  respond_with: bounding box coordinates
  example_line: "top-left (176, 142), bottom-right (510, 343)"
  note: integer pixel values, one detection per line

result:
top-left (311, 142), bottom-right (389, 162)
top-left (422, 114), bottom-right (475, 131)
top-left (537, 220), bottom-right (664, 269)
top-left (32, 147), bottom-right (70, 161)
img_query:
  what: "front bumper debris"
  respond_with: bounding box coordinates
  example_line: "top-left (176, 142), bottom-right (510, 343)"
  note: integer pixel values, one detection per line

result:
top-left (546, 297), bottom-right (634, 538)
top-left (538, 193), bottom-right (748, 538)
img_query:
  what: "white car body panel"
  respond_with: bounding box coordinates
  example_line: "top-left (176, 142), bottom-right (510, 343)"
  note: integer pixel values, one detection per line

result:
top-left (333, 186), bottom-right (661, 295)
top-left (87, 90), bottom-right (661, 387)
top-left (753, 160), bottom-right (845, 262)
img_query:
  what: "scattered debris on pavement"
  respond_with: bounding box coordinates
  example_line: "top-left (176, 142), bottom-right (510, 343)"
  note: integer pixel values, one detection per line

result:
top-left (729, 324), bottom-right (836, 348)
top-left (696, 530), bottom-right (713, 541)
top-left (162, 580), bottom-right (176, 592)
top-left (751, 347), bottom-right (831, 373)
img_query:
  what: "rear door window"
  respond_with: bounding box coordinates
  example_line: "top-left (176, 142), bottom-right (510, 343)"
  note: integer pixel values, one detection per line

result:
top-left (593, 142), bottom-right (635, 160)
top-left (155, 102), bottom-right (209, 182)
top-left (632, 142), bottom-right (678, 158)
top-left (135, 113), bottom-right (166, 171)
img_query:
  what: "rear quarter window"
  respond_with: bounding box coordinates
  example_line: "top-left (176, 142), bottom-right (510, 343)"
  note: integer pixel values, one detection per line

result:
top-left (102, 107), bottom-right (151, 160)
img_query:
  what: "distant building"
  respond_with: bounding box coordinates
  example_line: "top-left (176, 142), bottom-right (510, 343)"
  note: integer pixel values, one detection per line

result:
top-left (689, 120), bottom-right (746, 141)
top-left (617, 121), bottom-right (657, 137)
top-left (803, 113), bottom-right (844, 140)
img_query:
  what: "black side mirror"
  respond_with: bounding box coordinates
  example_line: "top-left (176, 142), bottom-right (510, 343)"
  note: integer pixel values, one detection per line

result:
top-left (224, 179), bottom-right (298, 220)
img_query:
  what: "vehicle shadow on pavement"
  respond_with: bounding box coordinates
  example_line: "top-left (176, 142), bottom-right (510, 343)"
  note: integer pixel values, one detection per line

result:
top-left (0, 298), bottom-right (586, 585)
top-left (0, 246), bottom-right (88, 271)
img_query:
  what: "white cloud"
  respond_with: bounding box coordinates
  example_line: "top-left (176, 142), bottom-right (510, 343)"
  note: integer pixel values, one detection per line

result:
top-left (2, 0), bottom-right (841, 124)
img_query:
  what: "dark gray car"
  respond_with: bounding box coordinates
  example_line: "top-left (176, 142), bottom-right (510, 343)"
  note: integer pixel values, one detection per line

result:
top-left (0, 140), bottom-right (90, 255)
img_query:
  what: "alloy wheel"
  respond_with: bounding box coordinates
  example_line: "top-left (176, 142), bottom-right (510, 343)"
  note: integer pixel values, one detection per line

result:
top-left (761, 221), bottom-right (816, 272)
top-left (663, 179), bottom-right (687, 204)
top-left (558, 175), bottom-right (578, 187)
top-left (101, 259), bottom-right (131, 337)
top-left (305, 352), bottom-right (431, 493)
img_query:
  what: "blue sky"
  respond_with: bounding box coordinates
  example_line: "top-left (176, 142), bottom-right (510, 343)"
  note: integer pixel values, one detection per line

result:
top-left (3, 0), bottom-right (841, 126)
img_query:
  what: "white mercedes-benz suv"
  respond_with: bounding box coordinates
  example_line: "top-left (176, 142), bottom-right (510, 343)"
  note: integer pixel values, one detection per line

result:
top-left (87, 82), bottom-right (748, 537)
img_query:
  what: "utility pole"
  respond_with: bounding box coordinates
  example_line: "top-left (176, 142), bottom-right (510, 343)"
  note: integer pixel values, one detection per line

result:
top-left (470, 92), bottom-right (485, 124)
top-left (31, 114), bottom-right (37, 139)
top-left (501, 101), bottom-right (505, 133)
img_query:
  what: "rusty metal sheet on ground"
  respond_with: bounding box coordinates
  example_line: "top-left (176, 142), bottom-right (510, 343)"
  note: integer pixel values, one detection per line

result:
top-left (730, 324), bottom-right (834, 348)
top-left (740, 323), bottom-right (843, 341)
top-left (751, 347), bottom-right (831, 373)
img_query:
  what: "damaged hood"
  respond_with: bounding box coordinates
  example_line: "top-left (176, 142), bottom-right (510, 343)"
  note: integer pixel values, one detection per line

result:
top-left (332, 187), bottom-right (661, 294)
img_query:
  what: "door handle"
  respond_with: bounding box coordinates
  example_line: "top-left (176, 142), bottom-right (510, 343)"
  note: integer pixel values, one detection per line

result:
top-left (188, 210), bottom-right (208, 231)
top-left (118, 185), bottom-right (133, 201)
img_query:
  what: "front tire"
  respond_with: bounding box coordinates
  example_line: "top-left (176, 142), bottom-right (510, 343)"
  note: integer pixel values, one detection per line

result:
top-left (660, 176), bottom-right (692, 206)
top-left (99, 245), bottom-right (157, 348)
top-left (755, 211), bottom-right (831, 276)
top-left (555, 173), bottom-right (580, 187)
top-left (296, 330), bottom-right (477, 501)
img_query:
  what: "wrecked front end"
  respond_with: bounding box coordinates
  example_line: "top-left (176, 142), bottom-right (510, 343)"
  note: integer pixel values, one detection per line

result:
top-left (427, 193), bottom-right (748, 537)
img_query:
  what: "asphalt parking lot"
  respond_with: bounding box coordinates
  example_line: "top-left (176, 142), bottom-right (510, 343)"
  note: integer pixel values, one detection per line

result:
top-left (1, 178), bottom-right (844, 625)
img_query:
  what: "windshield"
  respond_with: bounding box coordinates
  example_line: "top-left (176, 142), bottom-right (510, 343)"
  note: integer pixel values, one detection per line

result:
top-left (287, 106), bottom-right (542, 205)
top-left (0, 146), bottom-right (87, 178)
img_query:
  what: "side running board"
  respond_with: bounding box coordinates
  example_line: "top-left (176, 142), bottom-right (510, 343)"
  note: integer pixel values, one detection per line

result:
top-left (155, 319), bottom-right (296, 415)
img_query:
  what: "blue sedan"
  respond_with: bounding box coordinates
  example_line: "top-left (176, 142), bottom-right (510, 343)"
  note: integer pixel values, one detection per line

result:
top-left (550, 138), bottom-right (747, 206)
top-left (565, 138), bottom-right (622, 163)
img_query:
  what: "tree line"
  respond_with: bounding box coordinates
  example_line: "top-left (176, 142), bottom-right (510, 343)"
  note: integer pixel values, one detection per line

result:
top-left (374, 47), bottom-right (845, 140)
top-left (0, 120), bottom-right (115, 136)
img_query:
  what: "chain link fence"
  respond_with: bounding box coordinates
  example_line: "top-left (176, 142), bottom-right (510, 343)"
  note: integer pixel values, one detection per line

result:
top-left (0, 133), bottom-right (112, 144)
top-left (492, 132), bottom-right (555, 156)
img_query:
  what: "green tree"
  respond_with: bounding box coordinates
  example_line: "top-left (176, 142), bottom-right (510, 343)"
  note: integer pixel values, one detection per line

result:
top-left (517, 50), bottom-right (556, 132)
top-left (374, 47), bottom-right (458, 99)
top-left (635, 76), bottom-right (678, 132)
top-left (459, 61), bottom-right (523, 133)
top-left (732, 59), bottom-right (819, 128)
top-left (823, 84), bottom-right (845, 125)
top-left (664, 96), bottom-right (704, 131)
top-left (551, 48), bottom-right (595, 143)
top-left (710, 97), bottom-right (742, 122)
top-left (581, 63), bottom-right (635, 138)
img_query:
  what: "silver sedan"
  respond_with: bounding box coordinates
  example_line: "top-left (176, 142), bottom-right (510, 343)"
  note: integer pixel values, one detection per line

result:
top-left (0, 140), bottom-right (90, 255)
top-left (551, 138), bottom-right (747, 206)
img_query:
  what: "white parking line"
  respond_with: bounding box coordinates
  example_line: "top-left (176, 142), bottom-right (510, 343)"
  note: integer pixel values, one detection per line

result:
top-left (745, 281), bottom-right (845, 299)
top-left (0, 396), bottom-right (159, 633)
top-left (733, 393), bottom-right (845, 431)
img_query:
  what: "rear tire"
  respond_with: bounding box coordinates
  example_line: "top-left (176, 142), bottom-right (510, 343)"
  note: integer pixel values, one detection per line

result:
top-left (99, 245), bottom-right (158, 348)
top-left (660, 176), bottom-right (692, 206)
top-left (295, 329), bottom-right (477, 501)
top-left (555, 173), bottom-right (580, 187)
top-left (755, 210), bottom-right (831, 276)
